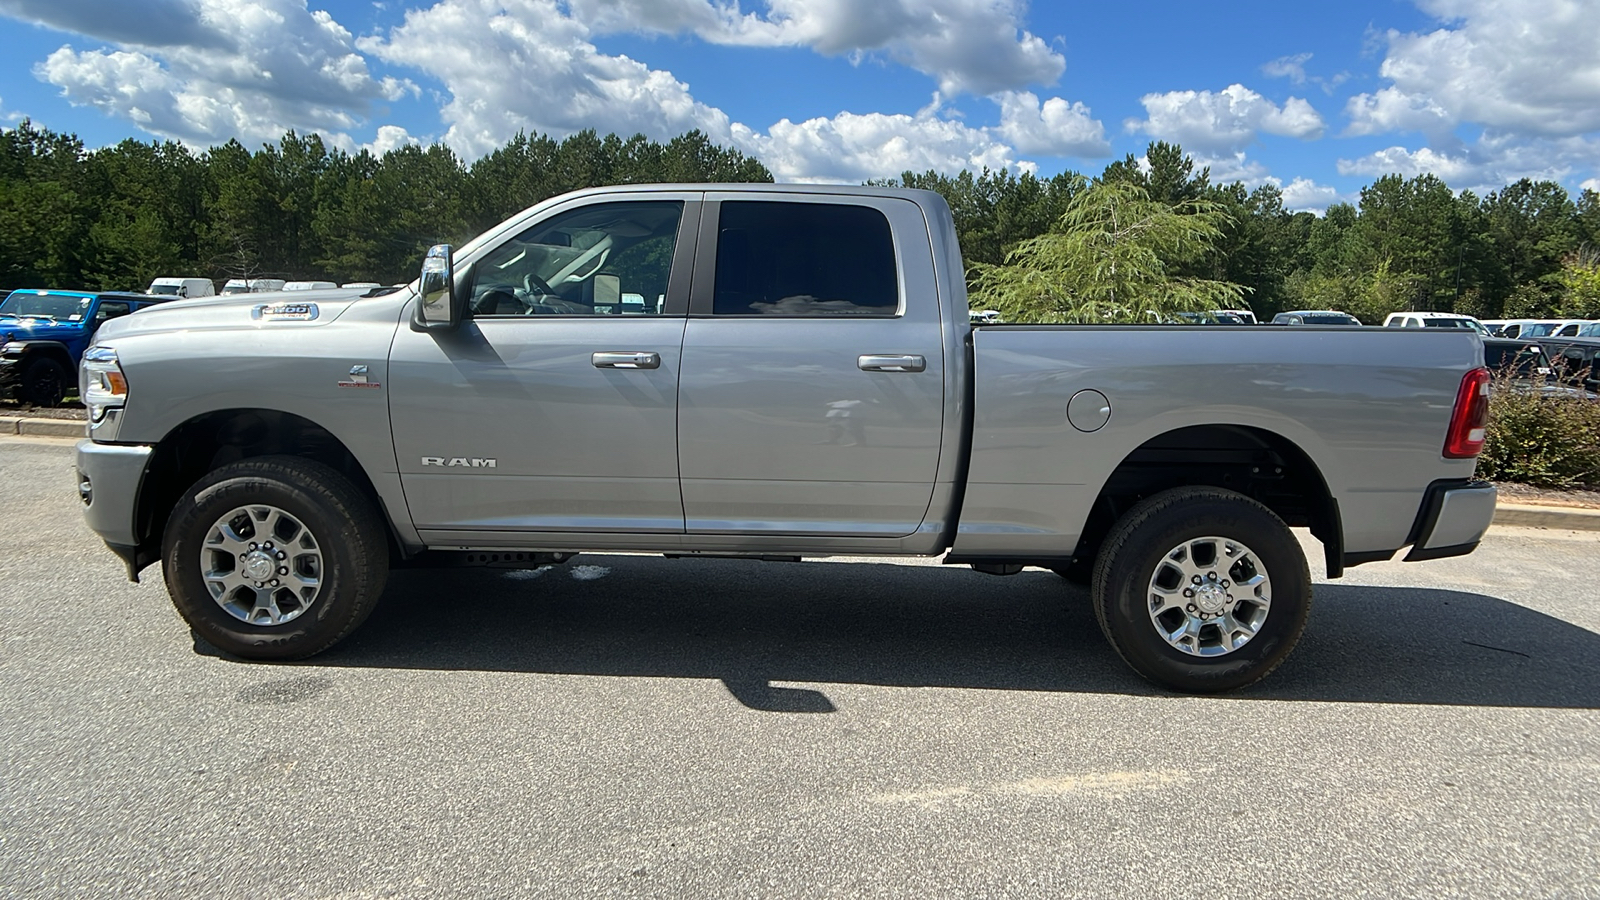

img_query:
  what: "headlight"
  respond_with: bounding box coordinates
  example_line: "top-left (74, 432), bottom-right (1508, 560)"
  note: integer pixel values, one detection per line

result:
top-left (81, 346), bottom-right (128, 425)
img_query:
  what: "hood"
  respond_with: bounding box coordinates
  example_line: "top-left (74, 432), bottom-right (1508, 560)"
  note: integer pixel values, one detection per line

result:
top-left (94, 286), bottom-right (402, 343)
top-left (0, 315), bottom-right (87, 343)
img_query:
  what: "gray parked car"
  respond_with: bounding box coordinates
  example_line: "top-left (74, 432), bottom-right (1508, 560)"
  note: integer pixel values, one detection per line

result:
top-left (1271, 309), bottom-right (1363, 326)
top-left (74, 184), bottom-right (1495, 692)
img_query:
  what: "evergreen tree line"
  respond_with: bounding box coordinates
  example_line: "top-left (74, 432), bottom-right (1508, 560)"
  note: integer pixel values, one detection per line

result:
top-left (4, 120), bottom-right (1600, 323)
top-left (0, 122), bottom-right (771, 292)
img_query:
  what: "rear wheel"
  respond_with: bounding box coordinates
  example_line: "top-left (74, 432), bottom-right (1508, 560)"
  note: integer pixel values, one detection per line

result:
top-left (162, 456), bottom-right (388, 660)
top-left (1091, 487), bottom-right (1310, 693)
top-left (21, 357), bottom-right (66, 407)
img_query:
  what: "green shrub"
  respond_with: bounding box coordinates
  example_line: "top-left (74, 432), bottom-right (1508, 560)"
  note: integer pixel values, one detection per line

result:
top-left (1476, 372), bottom-right (1600, 488)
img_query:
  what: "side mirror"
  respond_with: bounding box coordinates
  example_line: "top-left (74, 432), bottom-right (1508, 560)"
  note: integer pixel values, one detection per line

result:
top-left (415, 244), bottom-right (463, 332)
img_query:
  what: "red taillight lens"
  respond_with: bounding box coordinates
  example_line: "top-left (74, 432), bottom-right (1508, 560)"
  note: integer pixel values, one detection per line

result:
top-left (1444, 367), bottom-right (1490, 458)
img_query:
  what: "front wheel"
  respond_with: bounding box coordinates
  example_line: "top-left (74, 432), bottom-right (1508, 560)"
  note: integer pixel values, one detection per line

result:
top-left (162, 456), bottom-right (389, 660)
top-left (22, 357), bottom-right (67, 407)
top-left (1091, 487), bottom-right (1311, 693)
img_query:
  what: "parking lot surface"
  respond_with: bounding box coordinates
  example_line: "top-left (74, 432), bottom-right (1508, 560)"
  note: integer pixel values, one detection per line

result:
top-left (3, 436), bottom-right (1598, 898)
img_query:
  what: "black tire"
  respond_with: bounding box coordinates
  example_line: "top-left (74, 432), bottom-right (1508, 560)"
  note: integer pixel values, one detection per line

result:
top-left (1050, 558), bottom-right (1093, 585)
top-left (162, 455), bottom-right (389, 660)
top-left (1090, 487), bottom-right (1310, 693)
top-left (22, 357), bottom-right (67, 407)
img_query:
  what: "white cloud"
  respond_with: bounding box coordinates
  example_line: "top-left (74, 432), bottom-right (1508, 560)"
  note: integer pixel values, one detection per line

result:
top-left (366, 124), bottom-right (418, 156)
top-left (1279, 177), bottom-right (1350, 214)
top-left (362, 0), bottom-right (732, 159)
top-left (1583, 177), bottom-right (1600, 193)
top-left (1262, 52), bottom-right (1312, 85)
top-left (568, 0), bottom-right (1065, 96)
top-left (31, 0), bottom-right (410, 147)
top-left (1346, 0), bottom-right (1600, 138)
top-left (1128, 84), bottom-right (1325, 153)
top-left (734, 109), bottom-right (1024, 183)
top-left (994, 90), bottom-right (1109, 157)
top-left (1337, 132), bottom-right (1600, 194)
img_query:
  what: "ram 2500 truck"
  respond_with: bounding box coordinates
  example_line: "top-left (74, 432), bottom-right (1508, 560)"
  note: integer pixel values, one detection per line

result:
top-left (74, 184), bottom-right (1497, 692)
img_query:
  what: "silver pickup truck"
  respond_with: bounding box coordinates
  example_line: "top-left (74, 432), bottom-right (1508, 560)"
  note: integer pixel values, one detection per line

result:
top-left (75, 184), bottom-right (1497, 692)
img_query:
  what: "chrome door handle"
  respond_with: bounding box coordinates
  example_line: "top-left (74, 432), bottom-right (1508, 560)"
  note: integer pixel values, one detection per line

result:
top-left (858, 354), bottom-right (926, 373)
top-left (592, 351), bottom-right (661, 369)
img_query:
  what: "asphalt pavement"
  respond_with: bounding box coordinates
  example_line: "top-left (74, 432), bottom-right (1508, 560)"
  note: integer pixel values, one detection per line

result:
top-left (2, 435), bottom-right (1597, 898)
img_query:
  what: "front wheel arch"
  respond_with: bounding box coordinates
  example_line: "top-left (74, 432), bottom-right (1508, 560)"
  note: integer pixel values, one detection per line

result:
top-left (128, 409), bottom-right (401, 579)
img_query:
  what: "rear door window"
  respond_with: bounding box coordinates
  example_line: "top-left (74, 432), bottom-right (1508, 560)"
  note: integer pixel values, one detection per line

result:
top-left (710, 201), bottom-right (899, 316)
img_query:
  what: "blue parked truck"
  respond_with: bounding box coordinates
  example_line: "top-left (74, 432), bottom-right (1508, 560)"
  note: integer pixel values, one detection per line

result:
top-left (0, 290), bottom-right (172, 406)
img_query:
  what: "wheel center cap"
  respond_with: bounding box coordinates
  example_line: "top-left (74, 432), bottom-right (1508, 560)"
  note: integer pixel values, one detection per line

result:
top-left (242, 551), bottom-right (275, 581)
top-left (1195, 582), bottom-right (1229, 613)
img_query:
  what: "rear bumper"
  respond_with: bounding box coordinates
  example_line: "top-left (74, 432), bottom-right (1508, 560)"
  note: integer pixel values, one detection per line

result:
top-left (1402, 479), bottom-right (1497, 562)
top-left (75, 439), bottom-right (153, 549)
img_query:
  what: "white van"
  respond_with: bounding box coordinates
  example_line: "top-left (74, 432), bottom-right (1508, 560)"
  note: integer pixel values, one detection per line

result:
top-left (220, 278), bottom-right (288, 295)
top-left (147, 277), bottom-right (215, 299)
top-left (282, 281), bottom-right (338, 291)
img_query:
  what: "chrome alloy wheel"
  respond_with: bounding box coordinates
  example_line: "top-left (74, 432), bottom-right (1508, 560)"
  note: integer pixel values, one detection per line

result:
top-left (1147, 536), bottom-right (1272, 657)
top-left (200, 505), bottom-right (323, 626)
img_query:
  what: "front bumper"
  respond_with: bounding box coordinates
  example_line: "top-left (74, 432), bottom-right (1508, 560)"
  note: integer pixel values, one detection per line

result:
top-left (75, 439), bottom-right (154, 551)
top-left (1403, 479), bottom-right (1498, 562)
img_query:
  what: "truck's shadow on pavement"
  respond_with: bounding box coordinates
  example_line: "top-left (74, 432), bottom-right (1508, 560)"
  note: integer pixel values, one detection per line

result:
top-left (288, 554), bottom-right (1600, 710)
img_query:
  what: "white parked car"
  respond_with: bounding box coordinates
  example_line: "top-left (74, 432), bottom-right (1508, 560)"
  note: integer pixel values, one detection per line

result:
top-left (1383, 312), bottom-right (1486, 333)
top-left (220, 278), bottom-right (287, 295)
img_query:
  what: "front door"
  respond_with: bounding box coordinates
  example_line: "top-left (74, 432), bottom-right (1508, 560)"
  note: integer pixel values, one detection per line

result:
top-left (676, 194), bottom-right (946, 537)
top-left (389, 195), bottom-right (699, 536)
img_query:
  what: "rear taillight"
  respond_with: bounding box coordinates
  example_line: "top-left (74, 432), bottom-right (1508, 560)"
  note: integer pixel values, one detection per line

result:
top-left (1443, 367), bottom-right (1490, 458)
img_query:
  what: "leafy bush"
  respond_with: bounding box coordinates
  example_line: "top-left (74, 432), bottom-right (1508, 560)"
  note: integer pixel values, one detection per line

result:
top-left (1476, 371), bottom-right (1600, 488)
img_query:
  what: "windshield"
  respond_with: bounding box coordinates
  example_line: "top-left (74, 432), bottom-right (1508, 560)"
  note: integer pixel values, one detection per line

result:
top-left (1520, 323), bottom-right (1558, 337)
top-left (1422, 318), bottom-right (1470, 328)
top-left (1577, 323), bottom-right (1600, 338)
top-left (1302, 314), bottom-right (1358, 324)
top-left (0, 291), bottom-right (93, 320)
top-left (149, 284), bottom-right (183, 296)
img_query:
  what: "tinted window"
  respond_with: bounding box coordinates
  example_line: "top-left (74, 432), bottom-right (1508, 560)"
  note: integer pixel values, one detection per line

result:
top-left (470, 201), bottom-right (682, 317)
top-left (713, 201), bottom-right (898, 316)
top-left (1423, 318), bottom-right (1468, 328)
top-left (96, 300), bottom-right (132, 319)
top-left (1302, 314), bottom-right (1358, 324)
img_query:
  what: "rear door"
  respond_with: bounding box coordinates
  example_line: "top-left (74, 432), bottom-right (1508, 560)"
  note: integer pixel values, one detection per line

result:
top-left (675, 194), bottom-right (946, 537)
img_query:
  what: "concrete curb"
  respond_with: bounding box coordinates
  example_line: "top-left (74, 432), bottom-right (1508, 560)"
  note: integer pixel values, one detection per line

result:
top-left (1493, 502), bottom-right (1600, 532)
top-left (1, 417), bottom-right (85, 438)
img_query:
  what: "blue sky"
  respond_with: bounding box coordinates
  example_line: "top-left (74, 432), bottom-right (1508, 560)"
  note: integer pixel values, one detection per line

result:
top-left (1, 0), bottom-right (1596, 212)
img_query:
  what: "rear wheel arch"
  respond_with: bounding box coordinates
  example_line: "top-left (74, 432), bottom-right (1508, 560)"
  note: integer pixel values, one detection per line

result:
top-left (1071, 424), bottom-right (1342, 578)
